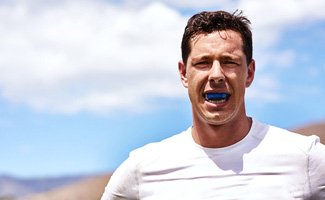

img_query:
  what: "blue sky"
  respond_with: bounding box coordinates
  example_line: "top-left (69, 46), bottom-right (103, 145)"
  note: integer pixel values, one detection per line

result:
top-left (0, 0), bottom-right (324, 178)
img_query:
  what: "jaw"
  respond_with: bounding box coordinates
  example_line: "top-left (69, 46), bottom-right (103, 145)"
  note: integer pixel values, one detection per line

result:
top-left (193, 101), bottom-right (232, 126)
top-left (194, 94), bottom-right (246, 127)
top-left (199, 109), bottom-right (233, 126)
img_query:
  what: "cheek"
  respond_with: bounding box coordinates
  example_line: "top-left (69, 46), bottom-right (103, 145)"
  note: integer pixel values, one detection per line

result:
top-left (187, 71), bottom-right (203, 87)
top-left (187, 72), bottom-right (207, 98)
top-left (227, 72), bottom-right (248, 91)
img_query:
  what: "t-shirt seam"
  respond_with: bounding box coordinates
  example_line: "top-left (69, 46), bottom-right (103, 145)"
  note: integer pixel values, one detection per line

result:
top-left (136, 162), bottom-right (140, 200)
top-left (132, 153), bottom-right (141, 200)
top-left (306, 149), bottom-right (312, 199)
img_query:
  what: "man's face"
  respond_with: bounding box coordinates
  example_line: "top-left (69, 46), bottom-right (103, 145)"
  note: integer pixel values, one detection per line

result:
top-left (178, 30), bottom-right (255, 126)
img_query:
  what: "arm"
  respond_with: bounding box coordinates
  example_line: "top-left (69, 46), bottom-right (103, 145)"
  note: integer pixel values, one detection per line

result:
top-left (101, 156), bottom-right (139, 200)
top-left (308, 139), bottom-right (325, 200)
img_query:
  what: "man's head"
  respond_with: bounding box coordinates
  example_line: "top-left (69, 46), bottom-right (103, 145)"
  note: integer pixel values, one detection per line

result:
top-left (178, 10), bottom-right (255, 128)
top-left (181, 10), bottom-right (252, 65)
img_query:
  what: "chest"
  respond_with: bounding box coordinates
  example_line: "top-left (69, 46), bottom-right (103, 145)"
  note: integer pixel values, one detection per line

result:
top-left (138, 150), bottom-right (309, 199)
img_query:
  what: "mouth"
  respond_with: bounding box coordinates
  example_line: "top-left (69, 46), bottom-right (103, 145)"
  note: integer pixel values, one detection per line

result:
top-left (203, 92), bottom-right (231, 104)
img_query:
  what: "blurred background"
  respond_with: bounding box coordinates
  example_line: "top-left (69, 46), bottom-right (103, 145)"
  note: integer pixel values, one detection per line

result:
top-left (0, 0), bottom-right (324, 199)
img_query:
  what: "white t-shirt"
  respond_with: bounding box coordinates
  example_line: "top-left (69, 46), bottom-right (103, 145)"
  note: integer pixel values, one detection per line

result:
top-left (101, 119), bottom-right (325, 200)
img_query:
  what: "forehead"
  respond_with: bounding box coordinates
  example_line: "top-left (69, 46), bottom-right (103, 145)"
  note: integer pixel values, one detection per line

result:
top-left (189, 30), bottom-right (244, 56)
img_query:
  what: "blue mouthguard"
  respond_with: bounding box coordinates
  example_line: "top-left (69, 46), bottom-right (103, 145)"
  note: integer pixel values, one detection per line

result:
top-left (206, 93), bottom-right (229, 100)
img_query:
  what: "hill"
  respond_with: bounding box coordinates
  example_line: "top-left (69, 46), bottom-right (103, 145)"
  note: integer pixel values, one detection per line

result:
top-left (292, 121), bottom-right (325, 144)
top-left (0, 175), bottom-right (84, 199)
top-left (23, 174), bottom-right (111, 200)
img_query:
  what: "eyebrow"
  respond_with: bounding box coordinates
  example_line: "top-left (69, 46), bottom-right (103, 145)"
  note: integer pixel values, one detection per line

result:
top-left (192, 53), bottom-right (241, 62)
top-left (220, 54), bottom-right (241, 61)
top-left (191, 55), bottom-right (211, 62)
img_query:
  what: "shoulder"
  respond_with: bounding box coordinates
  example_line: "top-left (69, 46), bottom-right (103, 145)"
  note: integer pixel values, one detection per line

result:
top-left (252, 119), bottom-right (322, 155)
top-left (271, 127), bottom-right (325, 199)
top-left (102, 128), bottom-right (192, 199)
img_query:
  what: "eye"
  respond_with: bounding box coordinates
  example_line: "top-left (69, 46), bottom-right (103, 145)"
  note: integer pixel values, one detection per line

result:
top-left (222, 60), bottom-right (239, 66)
top-left (198, 61), bottom-right (209, 65)
top-left (193, 60), bottom-right (210, 67)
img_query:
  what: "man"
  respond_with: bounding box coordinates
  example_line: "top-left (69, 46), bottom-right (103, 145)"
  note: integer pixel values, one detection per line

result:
top-left (101, 10), bottom-right (325, 199)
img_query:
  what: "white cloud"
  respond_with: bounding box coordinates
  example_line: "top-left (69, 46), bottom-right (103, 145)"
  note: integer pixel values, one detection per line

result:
top-left (247, 75), bottom-right (282, 102)
top-left (109, 0), bottom-right (236, 10)
top-left (254, 50), bottom-right (296, 70)
top-left (0, 1), bottom-right (186, 114)
top-left (0, 0), bottom-right (324, 114)
top-left (237, 0), bottom-right (325, 46)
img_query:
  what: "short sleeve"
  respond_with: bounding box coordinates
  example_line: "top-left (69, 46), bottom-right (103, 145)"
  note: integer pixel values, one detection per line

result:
top-left (308, 138), bottom-right (325, 200)
top-left (101, 155), bottom-right (139, 200)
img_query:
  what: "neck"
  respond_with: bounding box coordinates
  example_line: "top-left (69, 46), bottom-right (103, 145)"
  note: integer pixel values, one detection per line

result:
top-left (192, 115), bottom-right (252, 148)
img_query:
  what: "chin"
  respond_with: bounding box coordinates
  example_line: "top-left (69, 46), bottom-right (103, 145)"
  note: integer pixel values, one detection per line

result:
top-left (203, 114), bottom-right (233, 126)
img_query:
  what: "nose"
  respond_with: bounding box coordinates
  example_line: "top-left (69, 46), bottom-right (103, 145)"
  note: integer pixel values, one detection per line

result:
top-left (209, 61), bottom-right (225, 83)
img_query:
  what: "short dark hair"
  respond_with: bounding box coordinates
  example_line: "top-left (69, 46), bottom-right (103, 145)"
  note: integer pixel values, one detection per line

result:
top-left (181, 10), bottom-right (253, 65)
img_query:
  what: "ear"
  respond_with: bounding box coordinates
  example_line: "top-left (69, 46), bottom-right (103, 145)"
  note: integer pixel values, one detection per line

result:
top-left (245, 59), bottom-right (255, 88)
top-left (178, 60), bottom-right (188, 88)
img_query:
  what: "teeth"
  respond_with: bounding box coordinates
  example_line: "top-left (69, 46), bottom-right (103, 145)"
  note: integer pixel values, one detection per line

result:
top-left (208, 99), bottom-right (227, 103)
